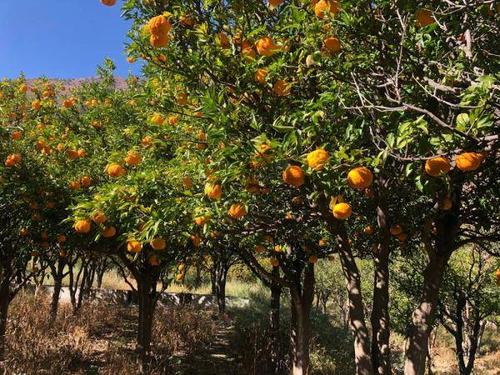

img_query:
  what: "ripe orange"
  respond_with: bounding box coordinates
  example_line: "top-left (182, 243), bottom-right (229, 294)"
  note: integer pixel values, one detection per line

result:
top-left (255, 68), bottom-right (268, 84)
top-left (5, 153), bottom-right (21, 167)
top-left (323, 36), bottom-right (341, 53)
top-left (11, 131), bottom-right (22, 141)
top-left (80, 176), bottom-right (93, 187)
top-left (314, 0), bottom-right (340, 19)
top-left (364, 225), bottom-right (375, 235)
top-left (425, 156), bottom-right (451, 177)
top-left (455, 152), bottom-right (483, 172)
top-left (204, 183), bottom-right (222, 200)
top-left (415, 9), bottom-right (435, 27)
top-left (347, 167), bottom-right (373, 190)
top-left (228, 203), bottom-right (247, 219)
top-left (106, 163), bottom-right (127, 178)
top-left (332, 203), bottom-right (352, 220)
top-left (256, 37), bottom-right (280, 57)
top-left (102, 226), bottom-right (117, 238)
top-left (194, 215), bottom-right (210, 226)
top-left (91, 211), bottom-right (107, 224)
top-left (273, 79), bottom-right (291, 96)
top-left (390, 225), bottom-right (403, 236)
top-left (241, 41), bottom-right (256, 61)
top-left (283, 165), bottom-right (305, 187)
top-left (124, 150), bottom-right (142, 166)
top-left (74, 219), bottom-right (92, 234)
top-left (69, 180), bottom-right (81, 190)
top-left (127, 240), bottom-right (143, 253)
top-left (101, 0), bottom-right (117, 6)
top-left (307, 148), bottom-right (329, 170)
top-left (270, 258), bottom-right (280, 267)
top-left (269, 0), bottom-right (284, 9)
top-left (31, 100), bottom-right (42, 111)
top-left (151, 113), bottom-right (165, 125)
top-left (151, 238), bottom-right (166, 250)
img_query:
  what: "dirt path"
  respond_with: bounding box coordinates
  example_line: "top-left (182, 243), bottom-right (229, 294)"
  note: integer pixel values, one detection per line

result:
top-left (174, 320), bottom-right (242, 374)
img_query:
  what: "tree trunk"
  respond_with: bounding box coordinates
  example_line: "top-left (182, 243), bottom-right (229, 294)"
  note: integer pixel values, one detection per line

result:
top-left (137, 275), bottom-right (155, 374)
top-left (337, 234), bottom-right (373, 375)
top-left (319, 196), bottom-right (373, 375)
top-left (404, 253), bottom-right (449, 375)
top-left (214, 260), bottom-right (228, 315)
top-left (269, 267), bottom-right (282, 374)
top-left (289, 264), bottom-right (314, 375)
top-left (371, 188), bottom-right (391, 375)
top-left (49, 259), bottom-right (65, 321)
top-left (371, 242), bottom-right (391, 375)
top-left (0, 280), bottom-right (11, 364)
top-left (210, 266), bottom-right (217, 295)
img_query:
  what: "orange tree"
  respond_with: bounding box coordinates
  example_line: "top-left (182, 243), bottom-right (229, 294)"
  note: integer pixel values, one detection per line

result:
top-left (121, 1), bottom-right (499, 374)
top-left (49, 64), bottom-right (202, 368)
top-left (0, 77), bottom-right (80, 359)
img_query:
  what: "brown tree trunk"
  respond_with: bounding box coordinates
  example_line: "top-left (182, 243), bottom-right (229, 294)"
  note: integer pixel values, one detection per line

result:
top-left (0, 280), bottom-right (11, 364)
top-left (49, 258), bottom-right (65, 321)
top-left (371, 195), bottom-right (391, 375)
top-left (404, 253), bottom-right (449, 375)
top-left (319, 196), bottom-right (373, 374)
top-left (214, 260), bottom-right (228, 315)
top-left (137, 274), bottom-right (155, 374)
top-left (289, 264), bottom-right (314, 375)
top-left (269, 266), bottom-right (282, 374)
top-left (337, 232), bottom-right (373, 375)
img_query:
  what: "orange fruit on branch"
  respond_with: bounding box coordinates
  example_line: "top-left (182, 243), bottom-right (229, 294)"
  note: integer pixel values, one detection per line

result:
top-left (127, 240), bottom-right (143, 253)
top-left (455, 152), bottom-right (483, 172)
top-left (102, 226), bottom-right (117, 238)
top-left (390, 225), bottom-right (403, 236)
top-left (323, 36), bottom-right (341, 54)
top-left (283, 165), bottom-right (305, 187)
top-left (332, 202), bottom-right (352, 220)
top-left (256, 37), bottom-right (280, 57)
top-left (101, 0), bottom-right (117, 6)
top-left (347, 167), bottom-right (373, 190)
top-left (307, 148), bottom-right (329, 170)
top-left (424, 156), bottom-right (451, 177)
top-left (106, 163), bottom-right (126, 178)
top-left (415, 9), bottom-right (435, 27)
top-left (228, 203), bottom-right (247, 219)
top-left (74, 219), bottom-right (92, 234)
top-left (151, 238), bottom-right (166, 250)
top-left (204, 183), bottom-right (222, 200)
top-left (314, 0), bottom-right (340, 18)
top-left (124, 150), bottom-right (142, 166)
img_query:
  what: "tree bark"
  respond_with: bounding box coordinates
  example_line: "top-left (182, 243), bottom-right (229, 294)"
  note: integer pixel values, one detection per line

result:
top-left (137, 274), bottom-right (155, 374)
top-left (319, 195), bottom-right (373, 374)
top-left (371, 195), bottom-right (391, 375)
top-left (0, 279), bottom-right (11, 364)
top-left (49, 258), bottom-right (65, 321)
top-left (337, 231), bottom-right (373, 375)
top-left (214, 260), bottom-right (228, 315)
top-left (269, 266), bottom-right (282, 374)
top-left (289, 263), bottom-right (314, 375)
top-left (404, 253), bottom-right (449, 375)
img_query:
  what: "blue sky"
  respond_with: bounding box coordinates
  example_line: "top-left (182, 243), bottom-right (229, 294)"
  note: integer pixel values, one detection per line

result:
top-left (0, 0), bottom-right (141, 79)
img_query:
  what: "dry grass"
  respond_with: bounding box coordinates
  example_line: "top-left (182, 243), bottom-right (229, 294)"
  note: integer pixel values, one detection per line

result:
top-left (5, 291), bottom-right (218, 374)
